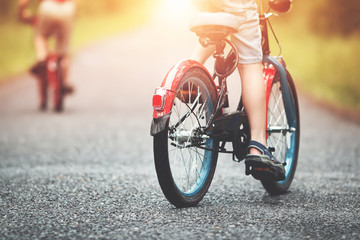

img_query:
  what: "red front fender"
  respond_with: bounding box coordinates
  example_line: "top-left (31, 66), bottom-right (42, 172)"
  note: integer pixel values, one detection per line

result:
top-left (152, 60), bottom-right (216, 119)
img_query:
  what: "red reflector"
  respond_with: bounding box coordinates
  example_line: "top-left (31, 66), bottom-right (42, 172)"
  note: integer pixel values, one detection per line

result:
top-left (152, 87), bottom-right (167, 110)
top-left (153, 95), bottom-right (162, 107)
top-left (153, 94), bottom-right (165, 110)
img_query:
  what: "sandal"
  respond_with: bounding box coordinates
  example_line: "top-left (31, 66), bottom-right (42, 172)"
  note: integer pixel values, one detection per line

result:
top-left (245, 140), bottom-right (285, 181)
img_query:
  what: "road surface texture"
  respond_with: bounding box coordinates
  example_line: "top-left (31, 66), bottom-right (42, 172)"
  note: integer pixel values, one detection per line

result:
top-left (1, 12), bottom-right (359, 240)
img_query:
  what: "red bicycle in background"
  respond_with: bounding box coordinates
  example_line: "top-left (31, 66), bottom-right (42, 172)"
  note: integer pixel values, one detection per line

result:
top-left (18, 0), bottom-right (73, 112)
top-left (30, 54), bottom-right (65, 112)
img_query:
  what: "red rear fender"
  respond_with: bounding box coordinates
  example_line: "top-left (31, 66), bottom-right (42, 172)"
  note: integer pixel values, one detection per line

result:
top-left (152, 60), bottom-right (215, 119)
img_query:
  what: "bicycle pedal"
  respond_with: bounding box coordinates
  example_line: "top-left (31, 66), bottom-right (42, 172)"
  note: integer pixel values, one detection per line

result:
top-left (245, 161), bottom-right (278, 181)
top-left (247, 168), bottom-right (277, 181)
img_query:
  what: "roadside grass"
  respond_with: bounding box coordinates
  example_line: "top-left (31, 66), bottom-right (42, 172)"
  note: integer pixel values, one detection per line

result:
top-left (0, 4), bottom-right (152, 81)
top-left (270, 18), bottom-right (360, 113)
top-left (72, 5), bottom-right (152, 50)
top-left (0, 22), bottom-right (36, 80)
top-left (1, 3), bottom-right (359, 113)
top-left (292, 35), bottom-right (360, 112)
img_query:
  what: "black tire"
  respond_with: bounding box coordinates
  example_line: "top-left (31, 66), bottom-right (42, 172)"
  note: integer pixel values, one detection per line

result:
top-left (261, 70), bottom-right (300, 194)
top-left (31, 61), bottom-right (48, 111)
top-left (39, 73), bottom-right (48, 111)
top-left (53, 59), bottom-right (64, 112)
top-left (154, 67), bottom-right (219, 208)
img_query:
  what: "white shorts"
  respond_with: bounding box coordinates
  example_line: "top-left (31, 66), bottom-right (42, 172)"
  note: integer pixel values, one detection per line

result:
top-left (193, 0), bottom-right (263, 64)
top-left (36, 0), bottom-right (76, 55)
top-left (230, 10), bottom-right (263, 64)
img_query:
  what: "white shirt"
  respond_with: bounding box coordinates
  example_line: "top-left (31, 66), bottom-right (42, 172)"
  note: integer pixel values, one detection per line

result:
top-left (210, 0), bottom-right (257, 13)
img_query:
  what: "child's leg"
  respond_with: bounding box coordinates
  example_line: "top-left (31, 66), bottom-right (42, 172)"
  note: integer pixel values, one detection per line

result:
top-left (191, 43), bottom-right (267, 156)
top-left (190, 41), bottom-right (215, 64)
top-left (238, 62), bottom-right (266, 155)
top-left (34, 34), bottom-right (48, 61)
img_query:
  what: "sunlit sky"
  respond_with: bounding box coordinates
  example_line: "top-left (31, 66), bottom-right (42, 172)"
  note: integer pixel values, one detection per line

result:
top-left (156, 0), bottom-right (195, 20)
top-left (163, 0), bottom-right (191, 12)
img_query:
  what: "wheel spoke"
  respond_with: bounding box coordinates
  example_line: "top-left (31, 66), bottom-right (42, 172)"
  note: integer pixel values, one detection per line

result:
top-left (166, 78), bottom-right (215, 194)
top-left (268, 82), bottom-right (289, 163)
top-left (154, 68), bottom-right (220, 207)
top-left (266, 74), bottom-right (299, 181)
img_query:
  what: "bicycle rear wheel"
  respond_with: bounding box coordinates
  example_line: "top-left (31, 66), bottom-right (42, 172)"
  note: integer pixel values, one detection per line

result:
top-left (38, 72), bottom-right (48, 111)
top-left (263, 70), bottom-right (300, 194)
top-left (30, 61), bottom-right (48, 110)
top-left (51, 58), bottom-right (64, 112)
top-left (153, 67), bottom-right (219, 208)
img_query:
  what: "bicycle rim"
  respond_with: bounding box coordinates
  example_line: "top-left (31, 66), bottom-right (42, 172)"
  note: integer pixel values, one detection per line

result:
top-left (154, 68), bottom-right (218, 207)
top-left (264, 73), bottom-right (300, 193)
top-left (53, 60), bottom-right (64, 112)
top-left (169, 78), bottom-right (215, 196)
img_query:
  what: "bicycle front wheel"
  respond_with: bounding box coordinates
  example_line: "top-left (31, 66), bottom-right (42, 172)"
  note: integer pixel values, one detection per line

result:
top-left (154, 67), bottom-right (219, 208)
top-left (263, 70), bottom-right (300, 194)
top-left (52, 58), bottom-right (64, 112)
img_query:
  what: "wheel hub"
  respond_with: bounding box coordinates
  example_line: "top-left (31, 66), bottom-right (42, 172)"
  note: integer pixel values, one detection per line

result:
top-left (170, 127), bottom-right (207, 147)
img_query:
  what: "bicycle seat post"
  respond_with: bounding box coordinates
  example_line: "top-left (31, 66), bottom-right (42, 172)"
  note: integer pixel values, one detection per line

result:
top-left (213, 40), bottom-right (226, 74)
top-left (213, 40), bottom-right (226, 58)
top-left (213, 40), bottom-right (231, 112)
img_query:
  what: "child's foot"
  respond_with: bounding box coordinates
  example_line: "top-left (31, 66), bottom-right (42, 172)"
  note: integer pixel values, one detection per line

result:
top-left (245, 140), bottom-right (285, 181)
top-left (62, 85), bottom-right (74, 95)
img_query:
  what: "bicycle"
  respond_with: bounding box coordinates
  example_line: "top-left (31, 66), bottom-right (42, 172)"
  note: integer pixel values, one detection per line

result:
top-left (150, 0), bottom-right (300, 208)
top-left (18, 1), bottom-right (70, 112)
top-left (30, 54), bottom-right (65, 112)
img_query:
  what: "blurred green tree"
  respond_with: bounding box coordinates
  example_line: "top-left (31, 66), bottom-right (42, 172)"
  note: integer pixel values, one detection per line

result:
top-left (0, 0), bottom-right (143, 21)
top-left (0, 0), bottom-right (16, 19)
top-left (311, 0), bottom-right (360, 36)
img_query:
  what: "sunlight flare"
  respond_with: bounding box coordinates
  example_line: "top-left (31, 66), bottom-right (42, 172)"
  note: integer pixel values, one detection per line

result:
top-left (157, 0), bottom-right (193, 19)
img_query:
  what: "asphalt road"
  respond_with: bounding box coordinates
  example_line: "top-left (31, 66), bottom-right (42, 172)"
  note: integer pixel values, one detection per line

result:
top-left (1, 14), bottom-right (360, 240)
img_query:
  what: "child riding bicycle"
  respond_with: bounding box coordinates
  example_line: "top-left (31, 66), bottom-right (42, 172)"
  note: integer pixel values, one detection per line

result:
top-left (18, 0), bottom-right (76, 110)
top-left (190, 0), bottom-right (285, 181)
